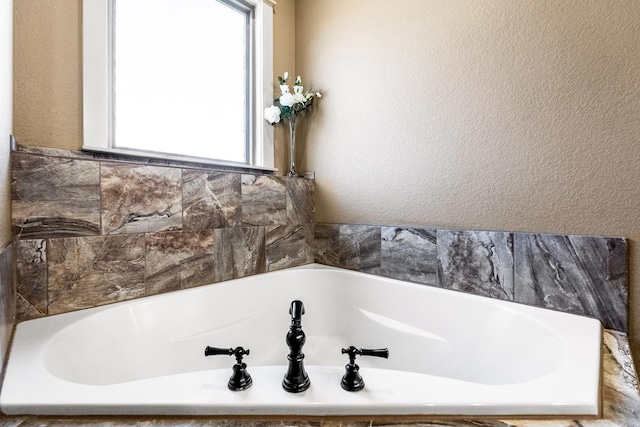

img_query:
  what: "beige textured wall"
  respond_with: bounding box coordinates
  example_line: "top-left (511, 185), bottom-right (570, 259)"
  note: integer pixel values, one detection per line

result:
top-left (0, 0), bottom-right (12, 247)
top-left (14, 0), bottom-right (82, 150)
top-left (272, 0), bottom-right (296, 174)
top-left (296, 0), bottom-right (640, 345)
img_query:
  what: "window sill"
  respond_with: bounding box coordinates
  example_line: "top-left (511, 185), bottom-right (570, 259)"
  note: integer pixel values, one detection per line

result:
top-left (13, 144), bottom-right (277, 175)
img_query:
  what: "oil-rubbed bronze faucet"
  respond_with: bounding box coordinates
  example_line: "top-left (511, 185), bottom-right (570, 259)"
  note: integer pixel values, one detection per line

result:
top-left (282, 300), bottom-right (311, 392)
top-left (204, 346), bottom-right (252, 391)
top-left (341, 346), bottom-right (389, 391)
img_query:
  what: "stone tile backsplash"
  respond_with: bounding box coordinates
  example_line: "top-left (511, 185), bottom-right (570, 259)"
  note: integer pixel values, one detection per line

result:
top-left (11, 146), bottom-right (629, 333)
top-left (315, 223), bottom-right (628, 332)
top-left (12, 149), bottom-right (314, 320)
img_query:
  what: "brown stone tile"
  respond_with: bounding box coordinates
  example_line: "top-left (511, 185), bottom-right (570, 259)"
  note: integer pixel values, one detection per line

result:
top-left (0, 242), bottom-right (16, 376)
top-left (145, 231), bottom-right (216, 295)
top-left (101, 163), bottom-right (182, 234)
top-left (15, 239), bottom-right (47, 315)
top-left (12, 153), bottom-right (101, 239)
top-left (266, 224), bottom-right (314, 272)
top-left (182, 170), bottom-right (241, 230)
top-left (241, 175), bottom-right (286, 226)
top-left (286, 177), bottom-right (314, 225)
top-left (47, 234), bottom-right (145, 314)
top-left (216, 227), bottom-right (266, 281)
top-left (16, 292), bottom-right (44, 321)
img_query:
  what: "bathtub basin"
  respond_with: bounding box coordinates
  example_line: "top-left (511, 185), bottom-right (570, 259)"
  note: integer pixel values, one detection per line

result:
top-left (0, 264), bottom-right (601, 417)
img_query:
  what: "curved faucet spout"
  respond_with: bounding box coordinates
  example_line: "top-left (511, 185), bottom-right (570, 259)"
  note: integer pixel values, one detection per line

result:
top-left (289, 300), bottom-right (305, 323)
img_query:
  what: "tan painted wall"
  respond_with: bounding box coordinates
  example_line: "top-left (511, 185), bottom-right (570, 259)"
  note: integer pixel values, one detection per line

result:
top-left (0, 0), bottom-right (12, 247)
top-left (296, 0), bottom-right (640, 347)
top-left (272, 0), bottom-right (296, 174)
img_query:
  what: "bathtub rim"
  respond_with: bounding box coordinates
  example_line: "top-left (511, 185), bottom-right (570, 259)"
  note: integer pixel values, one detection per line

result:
top-left (0, 263), bottom-right (603, 417)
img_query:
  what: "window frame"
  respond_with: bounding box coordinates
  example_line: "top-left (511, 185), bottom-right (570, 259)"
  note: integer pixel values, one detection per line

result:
top-left (82, 0), bottom-right (275, 171)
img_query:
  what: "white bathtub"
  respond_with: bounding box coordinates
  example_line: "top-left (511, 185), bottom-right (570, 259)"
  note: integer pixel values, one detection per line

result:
top-left (0, 264), bottom-right (601, 417)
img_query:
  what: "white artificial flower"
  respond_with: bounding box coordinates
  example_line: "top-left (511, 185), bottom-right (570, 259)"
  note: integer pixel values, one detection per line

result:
top-left (283, 71), bottom-right (289, 80)
top-left (279, 93), bottom-right (295, 107)
top-left (294, 85), bottom-right (303, 94)
top-left (295, 76), bottom-right (302, 85)
top-left (315, 92), bottom-right (322, 98)
top-left (264, 105), bottom-right (281, 124)
top-left (294, 93), bottom-right (307, 104)
top-left (280, 84), bottom-right (290, 95)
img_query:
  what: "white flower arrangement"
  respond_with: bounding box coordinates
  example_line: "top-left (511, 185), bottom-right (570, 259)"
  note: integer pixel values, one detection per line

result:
top-left (264, 72), bottom-right (321, 125)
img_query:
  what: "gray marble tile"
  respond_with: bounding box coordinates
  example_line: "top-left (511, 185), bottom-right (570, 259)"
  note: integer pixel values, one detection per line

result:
top-left (12, 153), bottom-right (101, 238)
top-left (15, 239), bottom-right (47, 316)
top-left (340, 225), bottom-right (381, 272)
top-left (215, 227), bottom-right (266, 281)
top-left (437, 230), bottom-right (514, 300)
top-left (514, 233), bottom-right (628, 332)
top-left (266, 224), bottom-right (314, 272)
top-left (314, 223), bottom-right (341, 268)
top-left (145, 231), bottom-right (216, 295)
top-left (182, 170), bottom-right (241, 230)
top-left (47, 235), bottom-right (146, 314)
top-left (376, 227), bottom-right (437, 285)
top-left (101, 163), bottom-right (182, 234)
top-left (314, 224), bottom-right (381, 272)
top-left (286, 177), bottom-right (314, 225)
top-left (241, 175), bottom-right (287, 226)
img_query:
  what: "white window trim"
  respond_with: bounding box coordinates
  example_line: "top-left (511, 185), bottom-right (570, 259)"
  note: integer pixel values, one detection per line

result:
top-left (82, 0), bottom-right (275, 172)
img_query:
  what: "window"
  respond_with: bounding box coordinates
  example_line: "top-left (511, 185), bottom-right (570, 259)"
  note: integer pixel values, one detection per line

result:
top-left (83, 0), bottom-right (275, 170)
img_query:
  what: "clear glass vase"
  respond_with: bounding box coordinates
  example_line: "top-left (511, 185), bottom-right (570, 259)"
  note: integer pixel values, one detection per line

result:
top-left (287, 116), bottom-right (299, 177)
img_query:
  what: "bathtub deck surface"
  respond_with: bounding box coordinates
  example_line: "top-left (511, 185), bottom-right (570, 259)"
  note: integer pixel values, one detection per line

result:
top-left (1, 330), bottom-right (638, 427)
